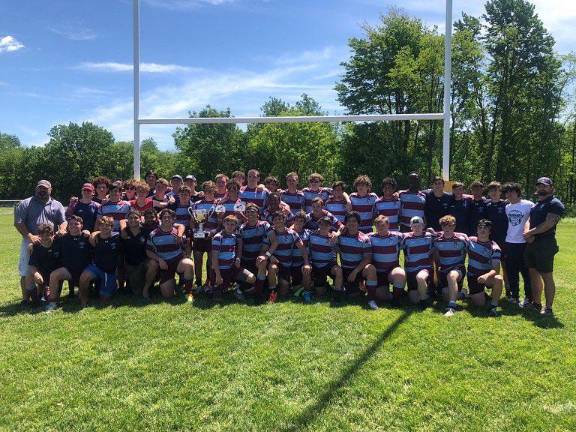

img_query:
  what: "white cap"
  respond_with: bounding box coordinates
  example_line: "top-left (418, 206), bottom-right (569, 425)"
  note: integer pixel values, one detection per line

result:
top-left (410, 216), bottom-right (424, 225)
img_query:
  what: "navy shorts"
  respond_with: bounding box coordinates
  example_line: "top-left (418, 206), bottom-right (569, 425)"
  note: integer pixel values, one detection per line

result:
top-left (85, 264), bottom-right (117, 298)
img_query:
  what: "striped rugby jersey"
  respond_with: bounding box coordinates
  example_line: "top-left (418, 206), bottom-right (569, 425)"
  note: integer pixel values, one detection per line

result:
top-left (212, 231), bottom-right (239, 270)
top-left (308, 231), bottom-right (336, 269)
top-left (291, 228), bottom-right (311, 268)
top-left (368, 231), bottom-right (404, 272)
top-left (305, 210), bottom-right (342, 232)
top-left (402, 232), bottom-right (434, 273)
top-left (146, 227), bottom-right (183, 262)
top-left (467, 236), bottom-right (501, 276)
top-left (264, 228), bottom-right (302, 268)
top-left (302, 187), bottom-right (332, 213)
top-left (433, 232), bottom-right (469, 273)
top-left (239, 220), bottom-right (270, 264)
top-left (373, 197), bottom-right (401, 231)
top-left (324, 197), bottom-right (348, 223)
top-left (240, 186), bottom-right (268, 209)
top-left (98, 200), bottom-right (131, 233)
top-left (174, 204), bottom-right (191, 228)
top-left (399, 190), bottom-right (426, 228)
top-left (280, 190), bottom-right (306, 215)
top-left (350, 192), bottom-right (378, 233)
top-left (337, 231), bottom-right (372, 269)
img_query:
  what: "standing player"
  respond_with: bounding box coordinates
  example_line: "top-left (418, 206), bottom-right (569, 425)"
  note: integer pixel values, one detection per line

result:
top-left (97, 181), bottom-right (131, 234)
top-left (130, 181), bottom-right (154, 213)
top-left (434, 215), bottom-right (468, 316)
top-left (264, 176), bottom-right (281, 193)
top-left (211, 215), bottom-right (256, 301)
top-left (47, 216), bottom-right (93, 310)
top-left (231, 171), bottom-right (246, 188)
top-left (66, 183), bottom-right (100, 232)
top-left (325, 181), bottom-right (348, 224)
top-left (144, 171), bottom-right (158, 197)
top-left (217, 180), bottom-right (246, 224)
top-left (191, 181), bottom-right (218, 290)
top-left (402, 216), bottom-right (435, 307)
top-left (485, 181), bottom-right (509, 294)
top-left (305, 197), bottom-right (342, 232)
top-left (152, 178), bottom-right (173, 209)
top-left (303, 173), bottom-right (332, 213)
top-left (240, 169), bottom-right (268, 208)
top-left (145, 209), bottom-right (195, 300)
top-left (373, 178), bottom-right (401, 232)
top-left (172, 186), bottom-right (193, 256)
top-left (349, 175), bottom-right (378, 234)
top-left (399, 172), bottom-right (426, 232)
top-left (469, 181), bottom-right (488, 236)
top-left (449, 181), bottom-right (473, 235)
top-left (308, 216), bottom-right (344, 302)
top-left (424, 176), bottom-right (452, 231)
top-left (78, 216), bottom-right (121, 307)
top-left (281, 172), bottom-right (306, 216)
top-left (261, 211), bottom-right (307, 302)
top-left (214, 174), bottom-right (229, 200)
top-left (184, 175), bottom-right (202, 203)
top-left (368, 216), bottom-right (407, 303)
top-left (336, 211), bottom-right (378, 309)
top-left (467, 219), bottom-right (503, 316)
top-left (503, 182), bottom-right (534, 305)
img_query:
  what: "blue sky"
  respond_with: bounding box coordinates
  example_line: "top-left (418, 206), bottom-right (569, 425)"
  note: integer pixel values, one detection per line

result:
top-left (1, 0), bottom-right (575, 149)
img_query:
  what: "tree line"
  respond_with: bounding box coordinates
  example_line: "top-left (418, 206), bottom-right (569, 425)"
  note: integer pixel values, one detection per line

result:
top-left (0, 0), bottom-right (575, 209)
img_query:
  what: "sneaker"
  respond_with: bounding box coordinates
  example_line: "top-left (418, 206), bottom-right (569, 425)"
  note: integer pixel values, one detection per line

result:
top-left (302, 291), bottom-right (313, 304)
top-left (444, 307), bottom-right (456, 317)
top-left (530, 303), bottom-right (543, 313)
top-left (367, 300), bottom-right (378, 310)
top-left (233, 287), bottom-right (245, 301)
top-left (186, 293), bottom-right (194, 303)
top-left (268, 291), bottom-right (277, 303)
top-left (488, 305), bottom-right (500, 317)
top-left (540, 307), bottom-right (554, 316)
top-left (44, 302), bottom-right (58, 312)
top-left (519, 298), bottom-right (532, 308)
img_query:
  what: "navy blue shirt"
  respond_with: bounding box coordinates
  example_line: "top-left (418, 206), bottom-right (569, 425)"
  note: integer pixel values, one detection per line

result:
top-left (424, 190), bottom-right (452, 231)
top-left (58, 234), bottom-right (93, 274)
top-left (72, 201), bottom-right (100, 232)
top-left (449, 197), bottom-right (472, 235)
top-left (486, 200), bottom-right (508, 246)
top-left (470, 197), bottom-right (488, 236)
top-left (94, 233), bottom-right (121, 273)
top-left (529, 195), bottom-right (565, 239)
top-left (29, 242), bottom-right (62, 276)
top-left (121, 227), bottom-right (148, 266)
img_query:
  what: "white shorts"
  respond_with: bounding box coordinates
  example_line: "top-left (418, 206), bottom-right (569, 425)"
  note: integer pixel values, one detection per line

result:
top-left (19, 238), bottom-right (31, 277)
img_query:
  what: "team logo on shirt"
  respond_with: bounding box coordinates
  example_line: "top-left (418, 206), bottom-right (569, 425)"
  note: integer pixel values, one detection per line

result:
top-left (508, 210), bottom-right (524, 226)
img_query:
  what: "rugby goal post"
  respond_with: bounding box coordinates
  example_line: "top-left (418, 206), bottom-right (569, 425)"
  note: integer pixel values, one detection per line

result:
top-left (132, 0), bottom-right (453, 181)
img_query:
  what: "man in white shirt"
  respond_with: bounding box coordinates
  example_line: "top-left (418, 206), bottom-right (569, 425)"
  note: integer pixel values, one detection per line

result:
top-left (503, 183), bottom-right (534, 305)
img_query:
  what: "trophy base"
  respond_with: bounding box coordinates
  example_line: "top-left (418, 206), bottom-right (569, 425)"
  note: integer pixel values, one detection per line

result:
top-left (194, 232), bottom-right (207, 239)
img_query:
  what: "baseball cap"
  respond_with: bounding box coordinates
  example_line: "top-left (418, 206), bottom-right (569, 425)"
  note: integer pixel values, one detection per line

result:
top-left (171, 175), bottom-right (183, 181)
top-left (410, 216), bottom-right (424, 225)
top-left (36, 180), bottom-right (51, 189)
top-left (185, 175), bottom-right (197, 181)
top-left (536, 177), bottom-right (553, 186)
top-left (82, 183), bottom-right (95, 192)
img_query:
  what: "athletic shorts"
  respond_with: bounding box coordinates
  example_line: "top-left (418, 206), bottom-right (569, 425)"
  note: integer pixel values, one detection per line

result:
top-left (438, 266), bottom-right (466, 290)
top-left (276, 264), bottom-right (292, 282)
top-left (524, 236), bottom-right (559, 274)
top-left (125, 262), bottom-right (147, 293)
top-left (467, 274), bottom-right (488, 295)
top-left (312, 262), bottom-right (337, 286)
top-left (18, 238), bottom-right (31, 277)
top-left (406, 269), bottom-right (433, 292)
top-left (291, 266), bottom-right (304, 286)
top-left (193, 237), bottom-right (212, 254)
top-left (343, 267), bottom-right (363, 292)
top-left (241, 259), bottom-right (257, 275)
top-left (65, 267), bottom-right (84, 288)
top-left (159, 258), bottom-right (181, 284)
top-left (210, 267), bottom-right (249, 289)
top-left (376, 268), bottom-right (394, 287)
top-left (85, 263), bottom-right (117, 298)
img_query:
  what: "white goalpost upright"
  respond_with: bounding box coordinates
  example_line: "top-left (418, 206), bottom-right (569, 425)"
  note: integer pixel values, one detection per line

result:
top-left (132, 0), bottom-right (453, 181)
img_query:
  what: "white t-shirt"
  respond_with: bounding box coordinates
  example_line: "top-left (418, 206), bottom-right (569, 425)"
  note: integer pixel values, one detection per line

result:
top-left (505, 199), bottom-right (535, 243)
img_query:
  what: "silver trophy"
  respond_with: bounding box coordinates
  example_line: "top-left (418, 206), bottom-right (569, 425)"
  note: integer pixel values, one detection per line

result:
top-left (189, 208), bottom-right (208, 238)
top-left (234, 201), bottom-right (246, 213)
top-left (215, 204), bottom-right (226, 218)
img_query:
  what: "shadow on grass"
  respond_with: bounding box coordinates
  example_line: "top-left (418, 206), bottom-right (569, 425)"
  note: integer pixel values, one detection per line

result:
top-left (282, 309), bottom-right (413, 432)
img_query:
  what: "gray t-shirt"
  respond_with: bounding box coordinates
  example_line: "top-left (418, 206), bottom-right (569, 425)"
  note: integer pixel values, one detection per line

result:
top-left (14, 196), bottom-right (66, 235)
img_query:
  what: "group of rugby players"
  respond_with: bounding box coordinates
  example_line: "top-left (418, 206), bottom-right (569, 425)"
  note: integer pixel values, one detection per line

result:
top-left (15, 169), bottom-right (565, 317)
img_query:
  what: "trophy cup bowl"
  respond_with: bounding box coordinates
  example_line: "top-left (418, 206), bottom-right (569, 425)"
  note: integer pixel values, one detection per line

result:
top-left (191, 208), bottom-right (208, 238)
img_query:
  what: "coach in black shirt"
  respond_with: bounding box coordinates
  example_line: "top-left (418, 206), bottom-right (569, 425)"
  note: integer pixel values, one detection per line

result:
top-left (523, 177), bottom-right (565, 315)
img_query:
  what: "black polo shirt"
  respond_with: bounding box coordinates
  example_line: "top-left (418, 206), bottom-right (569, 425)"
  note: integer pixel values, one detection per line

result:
top-left (529, 195), bottom-right (565, 239)
top-left (424, 190), bottom-right (452, 231)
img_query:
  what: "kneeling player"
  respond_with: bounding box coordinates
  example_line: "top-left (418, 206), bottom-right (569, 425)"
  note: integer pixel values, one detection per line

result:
top-left (337, 211), bottom-right (378, 309)
top-left (308, 216), bottom-right (344, 302)
top-left (144, 209), bottom-right (195, 300)
top-left (467, 219), bottom-right (503, 316)
top-left (261, 211), bottom-right (308, 303)
top-left (211, 215), bottom-right (256, 301)
top-left (79, 216), bottom-right (121, 307)
top-left (402, 216), bottom-right (435, 305)
top-left (47, 216), bottom-right (92, 311)
top-left (26, 223), bottom-right (61, 307)
top-left (368, 216), bottom-right (407, 304)
top-left (434, 215), bottom-right (469, 316)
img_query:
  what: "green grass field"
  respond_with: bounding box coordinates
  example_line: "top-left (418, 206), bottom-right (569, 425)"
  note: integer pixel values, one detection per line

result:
top-left (1, 210), bottom-right (575, 431)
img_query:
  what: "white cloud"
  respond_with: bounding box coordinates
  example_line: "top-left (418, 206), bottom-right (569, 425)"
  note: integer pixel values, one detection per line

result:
top-left (48, 23), bottom-right (97, 41)
top-left (77, 62), bottom-right (201, 73)
top-left (0, 36), bottom-right (24, 53)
